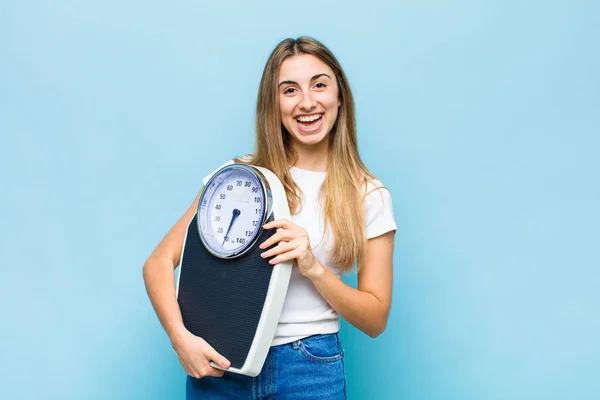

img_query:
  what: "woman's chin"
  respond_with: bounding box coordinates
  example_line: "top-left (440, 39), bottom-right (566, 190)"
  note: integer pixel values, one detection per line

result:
top-left (291, 132), bottom-right (329, 147)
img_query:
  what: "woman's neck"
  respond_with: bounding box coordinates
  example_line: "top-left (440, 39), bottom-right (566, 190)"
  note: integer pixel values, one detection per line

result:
top-left (291, 141), bottom-right (329, 172)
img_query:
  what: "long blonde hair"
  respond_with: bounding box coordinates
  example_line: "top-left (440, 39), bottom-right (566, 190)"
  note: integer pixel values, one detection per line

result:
top-left (243, 37), bottom-right (375, 272)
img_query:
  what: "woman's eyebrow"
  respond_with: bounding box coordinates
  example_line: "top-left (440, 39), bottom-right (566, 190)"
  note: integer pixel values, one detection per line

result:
top-left (278, 73), bottom-right (332, 87)
top-left (310, 73), bottom-right (332, 81)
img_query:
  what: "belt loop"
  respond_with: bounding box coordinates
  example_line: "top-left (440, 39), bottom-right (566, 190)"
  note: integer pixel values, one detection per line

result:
top-left (292, 340), bottom-right (300, 350)
top-left (336, 333), bottom-right (344, 356)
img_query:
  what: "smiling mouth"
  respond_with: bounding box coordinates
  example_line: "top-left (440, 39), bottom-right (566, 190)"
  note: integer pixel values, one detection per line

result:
top-left (295, 113), bottom-right (323, 130)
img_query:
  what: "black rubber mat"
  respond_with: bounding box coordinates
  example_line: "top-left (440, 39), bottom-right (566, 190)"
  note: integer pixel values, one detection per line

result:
top-left (177, 214), bottom-right (276, 369)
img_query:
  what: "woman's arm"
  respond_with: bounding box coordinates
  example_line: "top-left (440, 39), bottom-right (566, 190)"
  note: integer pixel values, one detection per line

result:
top-left (143, 190), bottom-right (200, 343)
top-left (306, 232), bottom-right (394, 338)
top-left (143, 188), bottom-right (230, 378)
top-left (260, 220), bottom-right (395, 338)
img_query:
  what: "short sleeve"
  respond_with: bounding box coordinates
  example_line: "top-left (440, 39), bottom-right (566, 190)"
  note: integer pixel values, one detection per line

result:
top-left (365, 183), bottom-right (397, 239)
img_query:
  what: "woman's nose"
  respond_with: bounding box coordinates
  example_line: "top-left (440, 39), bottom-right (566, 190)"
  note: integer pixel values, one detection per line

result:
top-left (299, 91), bottom-right (316, 111)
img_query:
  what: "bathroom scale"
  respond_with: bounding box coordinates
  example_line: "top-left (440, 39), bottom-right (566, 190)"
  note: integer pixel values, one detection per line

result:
top-left (176, 163), bottom-right (292, 377)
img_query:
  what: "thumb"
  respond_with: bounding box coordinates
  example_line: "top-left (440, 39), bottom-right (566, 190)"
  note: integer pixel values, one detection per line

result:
top-left (207, 346), bottom-right (231, 369)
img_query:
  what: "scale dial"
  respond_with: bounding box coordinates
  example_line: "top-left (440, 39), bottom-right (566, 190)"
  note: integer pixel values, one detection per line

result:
top-left (198, 164), bottom-right (272, 258)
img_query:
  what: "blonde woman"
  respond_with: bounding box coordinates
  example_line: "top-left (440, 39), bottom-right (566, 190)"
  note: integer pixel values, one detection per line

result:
top-left (143, 37), bottom-right (396, 399)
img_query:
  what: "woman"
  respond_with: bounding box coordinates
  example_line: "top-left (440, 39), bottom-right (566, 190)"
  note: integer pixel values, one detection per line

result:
top-left (143, 36), bottom-right (396, 399)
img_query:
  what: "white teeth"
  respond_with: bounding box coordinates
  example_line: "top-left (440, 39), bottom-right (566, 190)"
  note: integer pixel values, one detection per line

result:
top-left (297, 114), bottom-right (322, 122)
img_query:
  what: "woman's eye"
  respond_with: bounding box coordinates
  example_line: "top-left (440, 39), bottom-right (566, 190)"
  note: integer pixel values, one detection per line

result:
top-left (315, 82), bottom-right (326, 89)
top-left (283, 87), bottom-right (296, 94)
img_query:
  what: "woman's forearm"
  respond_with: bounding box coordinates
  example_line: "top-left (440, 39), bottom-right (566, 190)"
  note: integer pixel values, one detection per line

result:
top-left (143, 256), bottom-right (188, 345)
top-left (307, 262), bottom-right (390, 338)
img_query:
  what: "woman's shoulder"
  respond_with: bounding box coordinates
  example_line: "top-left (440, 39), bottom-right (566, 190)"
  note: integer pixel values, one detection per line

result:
top-left (362, 176), bottom-right (390, 198)
top-left (233, 154), bottom-right (254, 164)
top-left (361, 175), bottom-right (397, 236)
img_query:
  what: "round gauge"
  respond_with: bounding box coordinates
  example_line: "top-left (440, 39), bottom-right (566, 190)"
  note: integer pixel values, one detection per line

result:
top-left (197, 164), bottom-right (272, 258)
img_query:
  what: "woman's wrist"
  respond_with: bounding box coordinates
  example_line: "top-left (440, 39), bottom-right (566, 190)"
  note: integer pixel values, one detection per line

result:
top-left (305, 260), bottom-right (326, 282)
top-left (169, 325), bottom-right (190, 348)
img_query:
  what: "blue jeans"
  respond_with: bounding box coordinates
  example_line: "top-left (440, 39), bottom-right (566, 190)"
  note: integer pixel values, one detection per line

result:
top-left (186, 333), bottom-right (346, 400)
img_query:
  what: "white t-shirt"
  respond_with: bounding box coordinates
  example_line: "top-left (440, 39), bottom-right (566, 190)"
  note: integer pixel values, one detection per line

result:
top-left (203, 162), bottom-right (397, 346)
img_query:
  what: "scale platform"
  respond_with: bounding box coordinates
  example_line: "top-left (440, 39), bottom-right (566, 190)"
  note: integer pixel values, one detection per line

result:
top-left (176, 165), bottom-right (292, 377)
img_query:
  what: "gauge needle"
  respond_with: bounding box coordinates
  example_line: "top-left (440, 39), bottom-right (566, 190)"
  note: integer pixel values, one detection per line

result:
top-left (222, 208), bottom-right (241, 246)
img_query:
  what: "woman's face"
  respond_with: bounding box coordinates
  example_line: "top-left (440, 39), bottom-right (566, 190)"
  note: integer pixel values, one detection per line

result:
top-left (278, 54), bottom-right (340, 148)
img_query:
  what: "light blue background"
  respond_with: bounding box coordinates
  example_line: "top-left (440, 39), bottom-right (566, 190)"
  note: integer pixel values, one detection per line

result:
top-left (1, 0), bottom-right (598, 399)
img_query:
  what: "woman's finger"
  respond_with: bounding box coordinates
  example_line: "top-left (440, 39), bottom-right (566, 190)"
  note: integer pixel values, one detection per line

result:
top-left (268, 248), bottom-right (303, 265)
top-left (191, 363), bottom-right (225, 379)
top-left (208, 349), bottom-right (231, 370)
top-left (261, 239), bottom-right (299, 259)
top-left (259, 229), bottom-right (293, 249)
top-left (263, 218), bottom-right (295, 231)
top-left (206, 366), bottom-right (226, 378)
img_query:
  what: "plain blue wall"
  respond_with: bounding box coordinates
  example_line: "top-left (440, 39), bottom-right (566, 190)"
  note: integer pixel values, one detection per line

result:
top-left (1, 0), bottom-right (598, 399)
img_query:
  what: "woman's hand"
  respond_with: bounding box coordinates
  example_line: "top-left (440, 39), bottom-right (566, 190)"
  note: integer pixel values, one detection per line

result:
top-left (259, 219), bottom-right (323, 279)
top-left (172, 330), bottom-right (231, 379)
